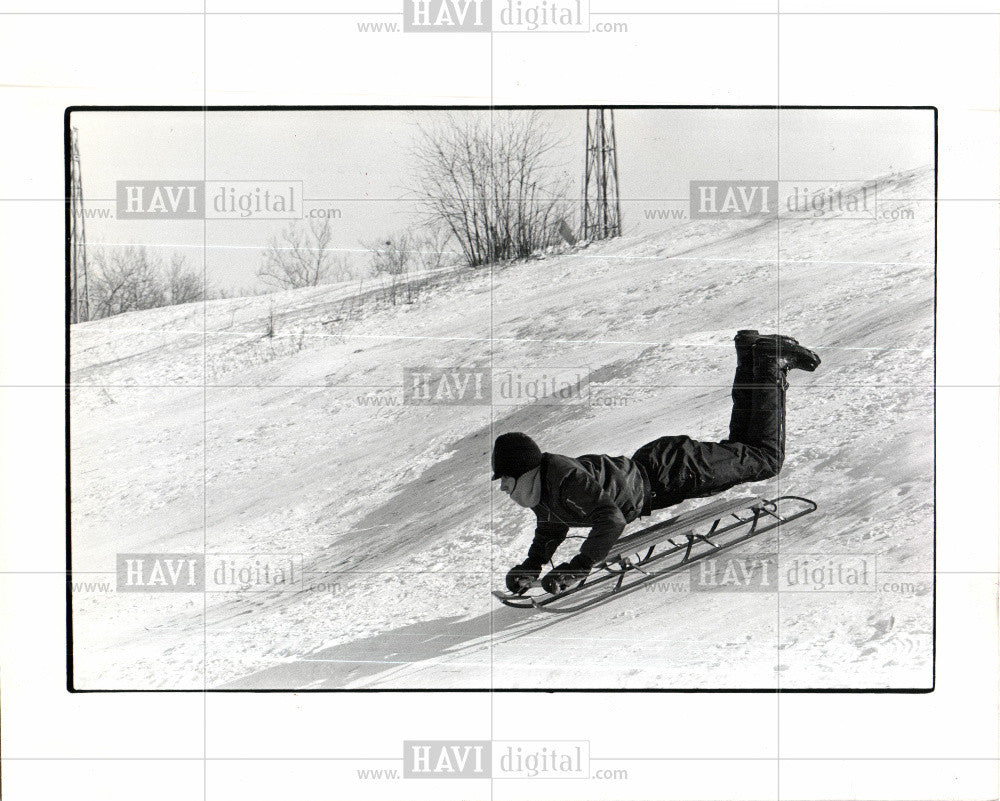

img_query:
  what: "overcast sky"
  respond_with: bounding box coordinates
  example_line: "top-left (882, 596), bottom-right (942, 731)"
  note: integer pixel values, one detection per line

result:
top-left (72, 108), bottom-right (934, 293)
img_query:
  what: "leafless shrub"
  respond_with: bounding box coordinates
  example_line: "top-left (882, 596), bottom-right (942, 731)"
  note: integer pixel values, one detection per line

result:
top-left (411, 111), bottom-right (571, 268)
top-left (90, 246), bottom-right (165, 319)
top-left (411, 227), bottom-right (458, 272)
top-left (165, 254), bottom-right (203, 305)
top-left (259, 216), bottom-right (339, 289)
top-left (365, 232), bottom-right (413, 276)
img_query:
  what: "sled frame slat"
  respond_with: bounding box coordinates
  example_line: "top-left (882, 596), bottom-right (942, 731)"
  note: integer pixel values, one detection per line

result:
top-left (493, 495), bottom-right (818, 614)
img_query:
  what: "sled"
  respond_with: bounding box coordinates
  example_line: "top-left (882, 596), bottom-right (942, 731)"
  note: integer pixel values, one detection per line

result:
top-left (492, 494), bottom-right (818, 614)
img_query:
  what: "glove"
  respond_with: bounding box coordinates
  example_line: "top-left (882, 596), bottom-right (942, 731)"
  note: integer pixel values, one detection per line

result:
top-left (540, 560), bottom-right (590, 595)
top-left (505, 562), bottom-right (540, 595)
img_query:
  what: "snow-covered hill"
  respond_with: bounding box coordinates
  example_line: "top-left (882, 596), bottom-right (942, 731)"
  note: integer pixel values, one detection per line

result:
top-left (70, 166), bottom-right (934, 689)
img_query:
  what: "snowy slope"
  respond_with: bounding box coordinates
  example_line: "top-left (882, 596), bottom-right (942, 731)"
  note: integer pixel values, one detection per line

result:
top-left (70, 166), bottom-right (934, 689)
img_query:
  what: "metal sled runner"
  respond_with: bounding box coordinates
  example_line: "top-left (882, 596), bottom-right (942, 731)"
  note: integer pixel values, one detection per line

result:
top-left (492, 494), bottom-right (818, 614)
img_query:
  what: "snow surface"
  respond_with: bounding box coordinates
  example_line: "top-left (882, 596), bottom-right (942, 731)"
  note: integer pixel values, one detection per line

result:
top-left (70, 167), bottom-right (934, 689)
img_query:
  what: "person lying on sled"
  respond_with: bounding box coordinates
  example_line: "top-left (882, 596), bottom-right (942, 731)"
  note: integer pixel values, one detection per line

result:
top-left (494, 330), bottom-right (821, 596)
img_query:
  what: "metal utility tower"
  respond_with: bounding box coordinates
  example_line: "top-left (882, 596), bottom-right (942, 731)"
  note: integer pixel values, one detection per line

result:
top-left (70, 126), bottom-right (89, 323)
top-left (582, 108), bottom-right (622, 240)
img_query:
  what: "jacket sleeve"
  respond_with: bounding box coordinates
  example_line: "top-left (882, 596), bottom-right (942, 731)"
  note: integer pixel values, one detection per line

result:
top-left (559, 469), bottom-right (627, 570)
top-left (524, 519), bottom-right (569, 570)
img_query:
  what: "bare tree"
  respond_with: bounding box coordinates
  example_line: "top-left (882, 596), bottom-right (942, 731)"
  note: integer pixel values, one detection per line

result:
top-left (85, 247), bottom-right (208, 319)
top-left (411, 111), bottom-right (571, 268)
top-left (259, 217), bottom-right (338, 289)
top-left (165, 254), bottom-right (203, 305)
top-left (327, 253), bottom-right (359, 282)
top-left (90, 246), bottom-right (165, 319)
top-left (412, 226), bottom-right (457, 272)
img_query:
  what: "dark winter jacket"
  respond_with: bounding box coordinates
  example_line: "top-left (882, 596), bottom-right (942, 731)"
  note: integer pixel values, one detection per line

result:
top-left (524, 452), bottom-right (649, 572)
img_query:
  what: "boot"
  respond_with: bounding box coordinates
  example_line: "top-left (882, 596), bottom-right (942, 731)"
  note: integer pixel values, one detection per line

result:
top-left (753, 336), bottom-right (821, 373)
top-left (733, 329), bottom-right (761, 375)
top-left (737, 330), bottom-right (799, 349)
top-left (729, 330), bottom-right (795, 441)
top-left (735, 330), bottom-right (799, 366)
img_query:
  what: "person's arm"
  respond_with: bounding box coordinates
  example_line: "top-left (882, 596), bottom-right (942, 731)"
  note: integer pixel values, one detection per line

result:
top-left (558, 470), bottom-right (627, 570)
top-left (506, 519), bottom-right (569, 595)
top-left (524, 519), bottom-right (569, 570)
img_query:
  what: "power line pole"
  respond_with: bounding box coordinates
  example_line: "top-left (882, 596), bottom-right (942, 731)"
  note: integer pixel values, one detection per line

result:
top-left (582, 108), bottom-right (622, 241)
top-left (70, 126), bottom-right (89, 323)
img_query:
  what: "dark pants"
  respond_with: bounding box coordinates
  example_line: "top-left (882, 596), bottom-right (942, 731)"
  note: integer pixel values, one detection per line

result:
top-left (632, 353), bottom-right (787, 512)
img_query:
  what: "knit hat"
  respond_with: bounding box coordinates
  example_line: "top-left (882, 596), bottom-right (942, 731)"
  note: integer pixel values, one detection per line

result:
top-left (491, 432), bottom-right (542, 480)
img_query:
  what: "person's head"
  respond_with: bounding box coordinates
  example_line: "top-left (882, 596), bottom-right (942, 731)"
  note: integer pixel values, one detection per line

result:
top-left (491, 432), bottom-right (543, 508)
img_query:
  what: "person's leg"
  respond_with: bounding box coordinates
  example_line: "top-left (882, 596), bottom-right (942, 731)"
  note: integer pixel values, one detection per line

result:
top-left (634, 434), bottom-right (778, 510)
top-left (725, 329), bottom-right (759, 444)
top-left (726, 331), bottom-right (799, 443)
top-left (635, 335), bottom-right (819, 510)
top-left (737, 335), bottom-right (822, 478)
top-left (740, 345), bottom-right (789, 479)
